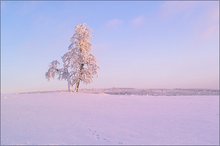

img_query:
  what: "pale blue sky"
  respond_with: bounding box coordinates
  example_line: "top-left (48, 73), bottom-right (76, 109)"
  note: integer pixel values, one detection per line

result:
top-left (1, 1), bottom-right (219, 93)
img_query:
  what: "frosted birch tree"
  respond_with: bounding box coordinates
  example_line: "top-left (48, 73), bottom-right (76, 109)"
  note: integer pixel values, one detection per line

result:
top-left (45, 24), bottom-right (98, 92)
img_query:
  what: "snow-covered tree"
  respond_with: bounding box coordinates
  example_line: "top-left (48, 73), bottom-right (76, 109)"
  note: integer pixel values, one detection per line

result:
top-left (45, 24), bottom-right (98, 92)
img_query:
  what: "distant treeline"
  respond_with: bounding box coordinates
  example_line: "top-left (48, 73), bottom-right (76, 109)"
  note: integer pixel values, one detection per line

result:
top-left (20, 88), bottom-right (219, 96)
top-left (81, 88), bottom-right (219, 96)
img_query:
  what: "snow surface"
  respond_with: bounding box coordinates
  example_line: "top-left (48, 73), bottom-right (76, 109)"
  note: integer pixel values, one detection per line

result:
top-left (1, 92), bottom-right (219, 145)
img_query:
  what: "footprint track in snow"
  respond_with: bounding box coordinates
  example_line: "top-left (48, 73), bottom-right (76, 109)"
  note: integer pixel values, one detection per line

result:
top-left (88, 128), bottom-right (111, 142)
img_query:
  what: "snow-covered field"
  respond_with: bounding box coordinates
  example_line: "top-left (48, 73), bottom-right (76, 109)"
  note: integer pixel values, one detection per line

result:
top-left (1, 92), bottom-right (219, 145)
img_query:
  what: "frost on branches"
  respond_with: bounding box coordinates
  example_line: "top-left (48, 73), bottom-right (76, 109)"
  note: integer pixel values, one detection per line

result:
top-left (45, 24), bottom-right (98, 92)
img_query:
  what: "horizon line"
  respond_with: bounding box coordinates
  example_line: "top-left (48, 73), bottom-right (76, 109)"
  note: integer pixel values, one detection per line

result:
top-left (2, 87), bottom-right (219, 95)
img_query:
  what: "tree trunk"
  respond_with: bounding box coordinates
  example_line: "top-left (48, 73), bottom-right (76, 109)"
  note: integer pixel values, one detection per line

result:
top-left (67, 79), bottom-right (70, 92)
top-left (76, 81), bottom-right (80, 92)
top-left (75, 64), bottom-right (84, 92)
top-left (66, 75), bottom-right (71, 92)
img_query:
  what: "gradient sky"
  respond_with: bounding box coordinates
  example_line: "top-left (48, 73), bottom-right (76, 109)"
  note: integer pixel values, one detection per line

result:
top-left (1, 1), bottom-right (219, 93)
